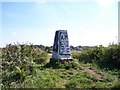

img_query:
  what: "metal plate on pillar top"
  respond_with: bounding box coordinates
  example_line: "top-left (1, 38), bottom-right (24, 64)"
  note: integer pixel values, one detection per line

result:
top-left (52, 30), bottom-right (72, 60)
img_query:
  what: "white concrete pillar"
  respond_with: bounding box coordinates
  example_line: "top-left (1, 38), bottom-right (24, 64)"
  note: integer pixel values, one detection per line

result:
top-left (52, 30), bottom-right (72, 60)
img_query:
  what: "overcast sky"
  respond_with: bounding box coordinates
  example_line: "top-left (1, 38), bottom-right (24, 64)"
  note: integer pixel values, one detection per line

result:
top-left (1, 0), bottom-right (119, 47)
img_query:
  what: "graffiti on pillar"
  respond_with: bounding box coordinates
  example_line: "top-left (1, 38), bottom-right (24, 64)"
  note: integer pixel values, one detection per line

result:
top-left (53, 31), bottom-right (58, 52)
top-left (59, 31), bottom-right (70, 55)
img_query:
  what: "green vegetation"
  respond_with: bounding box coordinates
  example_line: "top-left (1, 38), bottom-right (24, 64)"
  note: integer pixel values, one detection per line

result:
top-left (1, 43), bottom-right (120, 89)
top-left (45, 59), bottom-right (79, 69)
top-left (1, 43), bottom-right (48, 88)
top-left (72, 44), bottom-right (120, 70)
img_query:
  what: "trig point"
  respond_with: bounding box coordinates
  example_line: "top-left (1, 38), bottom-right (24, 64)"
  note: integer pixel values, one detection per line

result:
top-left (52, 30), bottom-right (72, 60)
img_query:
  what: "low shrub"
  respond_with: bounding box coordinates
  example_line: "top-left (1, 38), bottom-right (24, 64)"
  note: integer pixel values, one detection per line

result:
top-left (72, 51), bottom-right (81, 59)
top-left (72, 44), bottom-right (120, 69)
top-left (2, 43), bottom-right (48, 88)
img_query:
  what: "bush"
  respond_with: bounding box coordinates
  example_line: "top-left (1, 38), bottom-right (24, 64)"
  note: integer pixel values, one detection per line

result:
top-left (102, 44), bottom-right (120, 69)
top-left (72, 44), bottom-right (120, 69)
top-left (75, 46), bottom-right (105, 63)
top-left (33, 51), bottom-right (48, 64)
top-left (72, 51), bottom-right (81, 59)
top-left (2, 43), bottom-right (48, 88)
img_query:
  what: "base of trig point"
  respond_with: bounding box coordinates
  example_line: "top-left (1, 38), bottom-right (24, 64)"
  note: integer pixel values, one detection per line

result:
top-left (50, 58), bottom-right (73, 63)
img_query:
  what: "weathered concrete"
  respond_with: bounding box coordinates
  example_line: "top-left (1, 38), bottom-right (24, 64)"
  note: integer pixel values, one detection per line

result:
top-left (52, 30), bottom-right (72, 60)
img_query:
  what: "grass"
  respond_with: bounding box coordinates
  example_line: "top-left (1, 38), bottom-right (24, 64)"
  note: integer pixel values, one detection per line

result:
top-left (4, 61), bottom-right (119, 88)
top-left (1, 44), bottom-right (120, 88)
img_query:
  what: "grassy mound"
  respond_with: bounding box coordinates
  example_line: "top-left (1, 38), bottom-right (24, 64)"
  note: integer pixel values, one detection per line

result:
top-left (1, 43), bottom-right (120, 88)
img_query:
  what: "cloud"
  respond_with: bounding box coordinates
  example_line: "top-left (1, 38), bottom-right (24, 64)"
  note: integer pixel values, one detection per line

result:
top-left (96, 0), bottom-right (118, 8)
top-left (11, 32), bottom-right (17, 36)
top-left (36, 0), bottom-right (46, 4)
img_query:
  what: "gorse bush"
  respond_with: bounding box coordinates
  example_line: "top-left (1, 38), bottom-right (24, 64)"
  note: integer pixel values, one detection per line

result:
top-left (98, 44), bottom-right (120, 69)
top-left (2, 43), bottom-right (48, 88)
top-left (79, 46), bottom-right (106, 63)
top-left (72, 44), bottom-right (120, 69)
